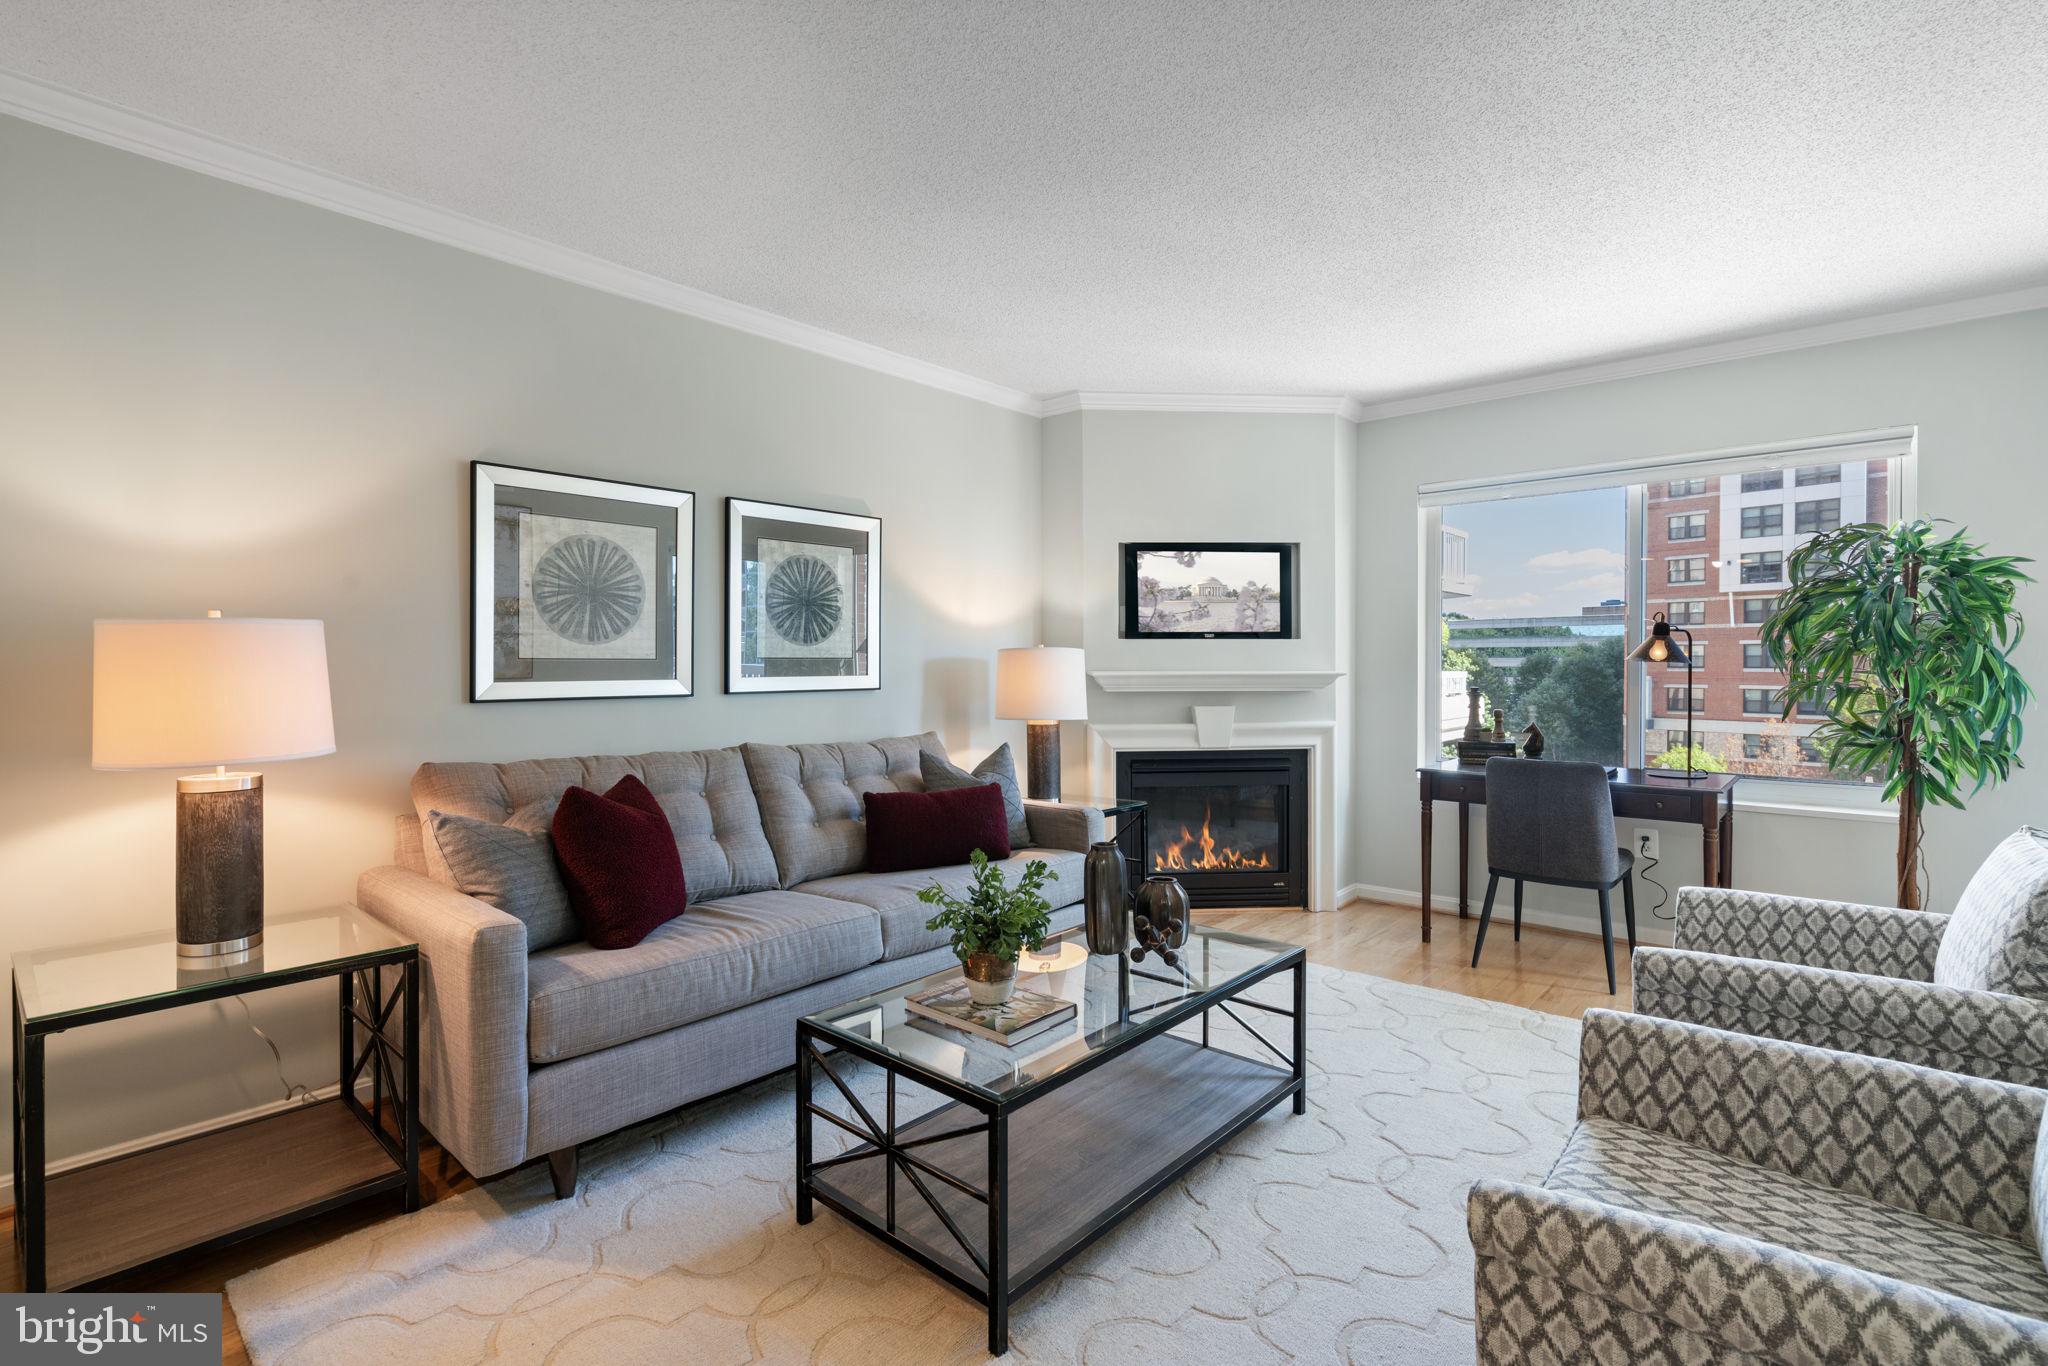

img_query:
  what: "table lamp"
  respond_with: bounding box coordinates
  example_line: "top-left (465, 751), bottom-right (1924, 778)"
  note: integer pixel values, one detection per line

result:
top-left (1627, 610), bottom-right (1702, 782)
top-left (93, 612), bottom-right (335, 957)
top-left (995, 645), bottom-right (1087, 801)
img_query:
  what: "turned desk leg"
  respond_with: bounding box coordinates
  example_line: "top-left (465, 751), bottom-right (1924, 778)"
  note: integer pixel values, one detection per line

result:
top-left (1720, 807), bottom-right (1735, 886)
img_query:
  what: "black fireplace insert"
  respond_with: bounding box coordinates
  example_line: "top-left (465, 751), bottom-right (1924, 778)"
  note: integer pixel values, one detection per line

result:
top-left (1115, 749), bottom-right (1308, 908)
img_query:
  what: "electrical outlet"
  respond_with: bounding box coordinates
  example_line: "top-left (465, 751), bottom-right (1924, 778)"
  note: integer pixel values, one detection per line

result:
top-left (1636, 828), bottom-right (1660, 861)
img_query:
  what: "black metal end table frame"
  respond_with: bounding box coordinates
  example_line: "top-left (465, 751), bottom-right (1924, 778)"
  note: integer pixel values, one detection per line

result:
top-left (794, 944), bottom-right (1307, 1356)
top-left (11, 946), bottom-right (420, 1291)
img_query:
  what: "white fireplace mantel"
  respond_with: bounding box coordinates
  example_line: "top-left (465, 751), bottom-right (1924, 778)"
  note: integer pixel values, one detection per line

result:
top-left (1088, 669), bottom-right (1344, 694)
top-left (1086, 719), bottom-right (1339, 912)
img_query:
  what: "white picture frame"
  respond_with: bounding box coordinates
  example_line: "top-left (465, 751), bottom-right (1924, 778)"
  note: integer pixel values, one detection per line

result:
top-left (471, 461), bottom-right (693, 701)
top-left (725, 497), bottom-right (881, 693)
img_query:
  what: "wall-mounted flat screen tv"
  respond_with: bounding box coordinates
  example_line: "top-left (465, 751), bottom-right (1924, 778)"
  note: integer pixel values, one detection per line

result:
top-left (1121, 542), bottom-right (1296, 639)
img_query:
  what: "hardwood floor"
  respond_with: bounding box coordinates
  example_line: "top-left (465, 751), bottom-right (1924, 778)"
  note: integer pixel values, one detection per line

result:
top-left (0, 899), bottom-right (1618, 1363)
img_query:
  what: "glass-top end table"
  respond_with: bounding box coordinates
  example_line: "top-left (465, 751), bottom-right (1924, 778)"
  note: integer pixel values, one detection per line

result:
top-left (795, 923), bottom-right (1306, 1355)
top-left (11, 904), bottom-right (420, 1291)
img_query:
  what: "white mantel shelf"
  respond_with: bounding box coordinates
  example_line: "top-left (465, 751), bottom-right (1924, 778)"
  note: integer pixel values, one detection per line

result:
top-left (1088, 669), bottom-right (1346, 694)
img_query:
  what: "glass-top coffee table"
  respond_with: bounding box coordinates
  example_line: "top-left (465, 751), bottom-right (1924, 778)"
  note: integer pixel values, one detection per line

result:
top-left (795, 924), bottom-right (1306, 1355)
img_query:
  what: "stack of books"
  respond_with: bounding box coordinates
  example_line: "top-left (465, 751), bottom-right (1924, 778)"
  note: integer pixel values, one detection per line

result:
top-left (905, 979), bottom-right (1077, 1047)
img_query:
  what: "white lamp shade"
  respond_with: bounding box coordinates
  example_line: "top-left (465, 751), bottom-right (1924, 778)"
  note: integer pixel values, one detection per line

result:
top-left (93, 617), bottom-right (336, 770)
top-left (995, 646), bottom-right (1088, 722)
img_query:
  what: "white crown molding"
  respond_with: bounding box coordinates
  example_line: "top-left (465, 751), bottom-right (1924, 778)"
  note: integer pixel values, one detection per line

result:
top-left (0, 68), bottom-right (1040, 416)
top-left (1041, 392), bottom-right (1367, 421)
top-left (1351, 285), bottom-right (2048, 422)
top-left (1089, 669), bottom-right (1345, 694)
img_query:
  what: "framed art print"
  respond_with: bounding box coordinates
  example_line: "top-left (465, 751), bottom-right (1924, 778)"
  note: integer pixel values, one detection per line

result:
top-left (1121, 542), bottom-right (1296, 639)
top-left (471, 461), bottom-right (693, 701)
top-left (726, 498), bottom-right (880, 693)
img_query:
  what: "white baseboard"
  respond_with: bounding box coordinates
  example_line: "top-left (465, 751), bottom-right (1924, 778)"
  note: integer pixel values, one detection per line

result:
top-left (0, 1081), bottom-right (353, 1213)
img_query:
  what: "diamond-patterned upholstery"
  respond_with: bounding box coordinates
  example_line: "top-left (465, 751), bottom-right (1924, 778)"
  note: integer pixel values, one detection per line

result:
top-left (1638, 858), bottom-right (2048, 1088)
top-left (1470, 1012), bottom-right (2048, 1364)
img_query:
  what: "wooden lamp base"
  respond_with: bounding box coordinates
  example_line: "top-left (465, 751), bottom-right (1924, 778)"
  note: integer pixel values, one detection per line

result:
top-left (176, 771), bottom-right (265, 957)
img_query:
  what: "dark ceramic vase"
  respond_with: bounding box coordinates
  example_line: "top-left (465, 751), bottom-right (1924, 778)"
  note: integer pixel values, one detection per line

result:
top-left (1134, 875), bottom-right (1191, 951)
top-left (1082, 840), bottom-right (1130, 954)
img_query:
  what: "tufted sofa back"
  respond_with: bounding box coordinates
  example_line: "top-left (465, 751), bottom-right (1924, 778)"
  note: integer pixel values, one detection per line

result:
top-left (740, 733), bottom-right (945, 885)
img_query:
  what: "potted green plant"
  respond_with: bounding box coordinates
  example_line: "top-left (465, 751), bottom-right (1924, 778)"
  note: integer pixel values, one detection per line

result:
top-left (919, 850), bottom-right (1058, 1005)
top-left (1764, 518), bottom-right (2031, 909)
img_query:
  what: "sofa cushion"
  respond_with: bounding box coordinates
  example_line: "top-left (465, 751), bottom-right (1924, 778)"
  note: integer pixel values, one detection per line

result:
top-left (798, 847), bottom-right (1086, 960)
top-left (741, 733), bottom-right (942, 885)
top-left (1935, 828), bottom-right (2048, 999)
top-left (424, 802), bottom-right (578, 950)
top-left (552, 776), bottom-right (689, 950)
top-left (526, 890), bottom-right (882, 1064)
top-left (412, 747), bottom-right (779, 905)
top-left (1546, 1116), bottom-right (2048, 1317)
top-left (922, 744), bottom-right (1031, 849)
top-left (865, 784), bottom-right (1012, 873)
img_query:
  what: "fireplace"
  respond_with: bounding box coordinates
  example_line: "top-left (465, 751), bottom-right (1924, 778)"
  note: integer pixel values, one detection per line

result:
top-left (1114, 749), bottom-right (1309, 908)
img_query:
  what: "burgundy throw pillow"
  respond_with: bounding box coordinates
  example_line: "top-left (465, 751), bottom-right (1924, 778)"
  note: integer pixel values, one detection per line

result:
top-left (865, 783), bottom-right (1012, 873)
top-left (550, 774), bottom-right (688, 949)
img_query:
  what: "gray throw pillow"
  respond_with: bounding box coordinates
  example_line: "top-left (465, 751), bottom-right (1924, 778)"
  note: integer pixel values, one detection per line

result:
top-left (921, 744), bottom-right (1032, 850)
top-left (425, 800), bottom-right (579, 951)
top-left (1933, 827), bottom-right (2048, 998)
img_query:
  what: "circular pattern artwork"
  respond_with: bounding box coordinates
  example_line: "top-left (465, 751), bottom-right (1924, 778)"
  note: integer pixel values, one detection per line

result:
top-left (764, 553), bottom-right (843, 646)
top-left (532, 534), bottom-right (646, 645)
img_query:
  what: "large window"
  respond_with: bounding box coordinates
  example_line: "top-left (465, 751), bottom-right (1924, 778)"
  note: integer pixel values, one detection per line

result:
top-left (1425, 432), bottom-right (1906, 787)
top-left (1741, 505), bottom-right (1783, 538)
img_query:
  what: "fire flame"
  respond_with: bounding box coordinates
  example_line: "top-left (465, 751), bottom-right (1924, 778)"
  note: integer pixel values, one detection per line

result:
top-left (1154, 805), bottom-right (1274, 872)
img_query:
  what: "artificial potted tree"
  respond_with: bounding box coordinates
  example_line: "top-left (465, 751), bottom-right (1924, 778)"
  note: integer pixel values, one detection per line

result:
top-left (919, 850), bottom-right (1058, 1004)
top-left (1764, 518), bottom-right (2031, 909)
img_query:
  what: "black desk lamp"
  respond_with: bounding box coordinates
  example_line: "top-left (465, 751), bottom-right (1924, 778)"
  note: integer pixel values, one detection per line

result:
top-left (1629, 611), bottom-right (1703, 782)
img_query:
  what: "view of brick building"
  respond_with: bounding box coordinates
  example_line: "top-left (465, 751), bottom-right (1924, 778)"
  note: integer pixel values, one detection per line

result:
top-left (1645, 460), bottom-right (1889, 776)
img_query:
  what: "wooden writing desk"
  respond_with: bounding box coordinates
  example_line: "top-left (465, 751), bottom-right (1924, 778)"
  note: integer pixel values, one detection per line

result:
top-left (1416, 761), bottom-right (1739, 943)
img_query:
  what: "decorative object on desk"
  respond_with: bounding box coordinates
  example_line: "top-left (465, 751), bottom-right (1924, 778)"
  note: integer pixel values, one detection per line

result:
top-left (92, 613), bottom-right (334, 958)
top-left (921, 742), bottom-right (1031, 848)
top-left (904, 978), bottom-right (1076, 1047)
top-left (1122, 542), bottom-right (1296, 639)
top-left (1627, 610), bottom-right (1701, 782)
top-left (471, 462), bottom-right (693, 701)
top-left (917, 849), bottom-right (1056, 1005)
top-left (1131, 874), bottom-right (1191, 967)
top-left (1764, 518), bottom-right (2032, 910)
top-left (1520, 714), bottom-right (1545, 758)
top-left (726, 497), bottom-right (879, 693)
top-left (1462, 684), bottom-right (1487, 741)
top-left (995, 644), bottom-right (1087, 800)
top-left (1083, 839), bottom-right (1132, 954)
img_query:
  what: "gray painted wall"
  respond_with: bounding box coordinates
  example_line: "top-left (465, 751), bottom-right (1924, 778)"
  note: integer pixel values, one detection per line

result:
top-left (1354, 308), bottom-right (2048, 937)
top-left (0, 115), bottom-right (1041, 1173)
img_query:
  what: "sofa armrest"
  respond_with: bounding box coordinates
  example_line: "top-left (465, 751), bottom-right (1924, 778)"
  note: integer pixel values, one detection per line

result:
top-left (355, 866), bottom-right (530, 1179)
top-left (1022, 800), bottom-right (1106, 853)
top-left (1632, 946), bottom-right (2048, 1088)
top-left (1468, 1178), bottom-right (2048, 1364)
top-left (1674, 885), bottom-right (1948, 980)
top-left (1578, 1009), bottom-right (2044, 1242)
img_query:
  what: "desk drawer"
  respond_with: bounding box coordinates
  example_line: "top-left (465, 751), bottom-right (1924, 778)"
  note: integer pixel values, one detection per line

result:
top-left (1616, 792), bottom-right (1699, 822)
top-left (1430, 772), bottom-right (1487, 804)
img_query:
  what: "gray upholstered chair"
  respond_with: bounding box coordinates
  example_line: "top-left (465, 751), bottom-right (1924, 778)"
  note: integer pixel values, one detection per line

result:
top-left (1633, 827), bottom-right (2048, 1088)
top-left (1473, 757), bottom-right (1635, 994)
top-left (1469, 1010), bottom-right (2048, 1364)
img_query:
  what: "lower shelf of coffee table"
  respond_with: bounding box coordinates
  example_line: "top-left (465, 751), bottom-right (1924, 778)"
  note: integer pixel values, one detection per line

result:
top-left (809, 1030), bottom-right (1293, 1293)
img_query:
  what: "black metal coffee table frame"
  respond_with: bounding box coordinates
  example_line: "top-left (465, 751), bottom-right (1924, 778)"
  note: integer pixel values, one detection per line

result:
top-left (795, 939), bottom-right (1307, 1356)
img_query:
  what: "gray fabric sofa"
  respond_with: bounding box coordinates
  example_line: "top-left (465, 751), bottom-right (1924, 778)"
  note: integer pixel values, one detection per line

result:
top-left (1633, 828), bottom-right (2048, 1087)
top-left (355, 731), bottom-right (1100, 1196)
top-left (1471, 1009), bottom-right (2048, 1364)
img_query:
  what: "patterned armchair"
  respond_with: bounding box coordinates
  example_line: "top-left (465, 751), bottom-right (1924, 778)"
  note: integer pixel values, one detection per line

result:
top-left (1469, 1010), bottom-right (2048, 1364)
top-left (1632, 828), bottom-right (2048, 1087)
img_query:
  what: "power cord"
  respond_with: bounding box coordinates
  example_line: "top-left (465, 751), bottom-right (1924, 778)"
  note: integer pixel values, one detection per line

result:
top-left (1638, 852), bottom-right (1673, 922)
top-left (231, 996), bottom-right (319, 1106)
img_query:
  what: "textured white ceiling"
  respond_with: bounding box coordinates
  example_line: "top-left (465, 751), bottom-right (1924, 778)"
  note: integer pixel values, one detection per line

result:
top-left (5, 1), bottom-right (2048, 404)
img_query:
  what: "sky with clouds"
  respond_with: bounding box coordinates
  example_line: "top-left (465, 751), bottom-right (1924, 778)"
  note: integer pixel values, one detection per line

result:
top-left (1443, 486), bottom-right (1627, 620)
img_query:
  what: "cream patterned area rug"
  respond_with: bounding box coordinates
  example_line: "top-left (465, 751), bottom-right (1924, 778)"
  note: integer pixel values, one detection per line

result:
top-left (229, 967), bottom-right (1580, 1364)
